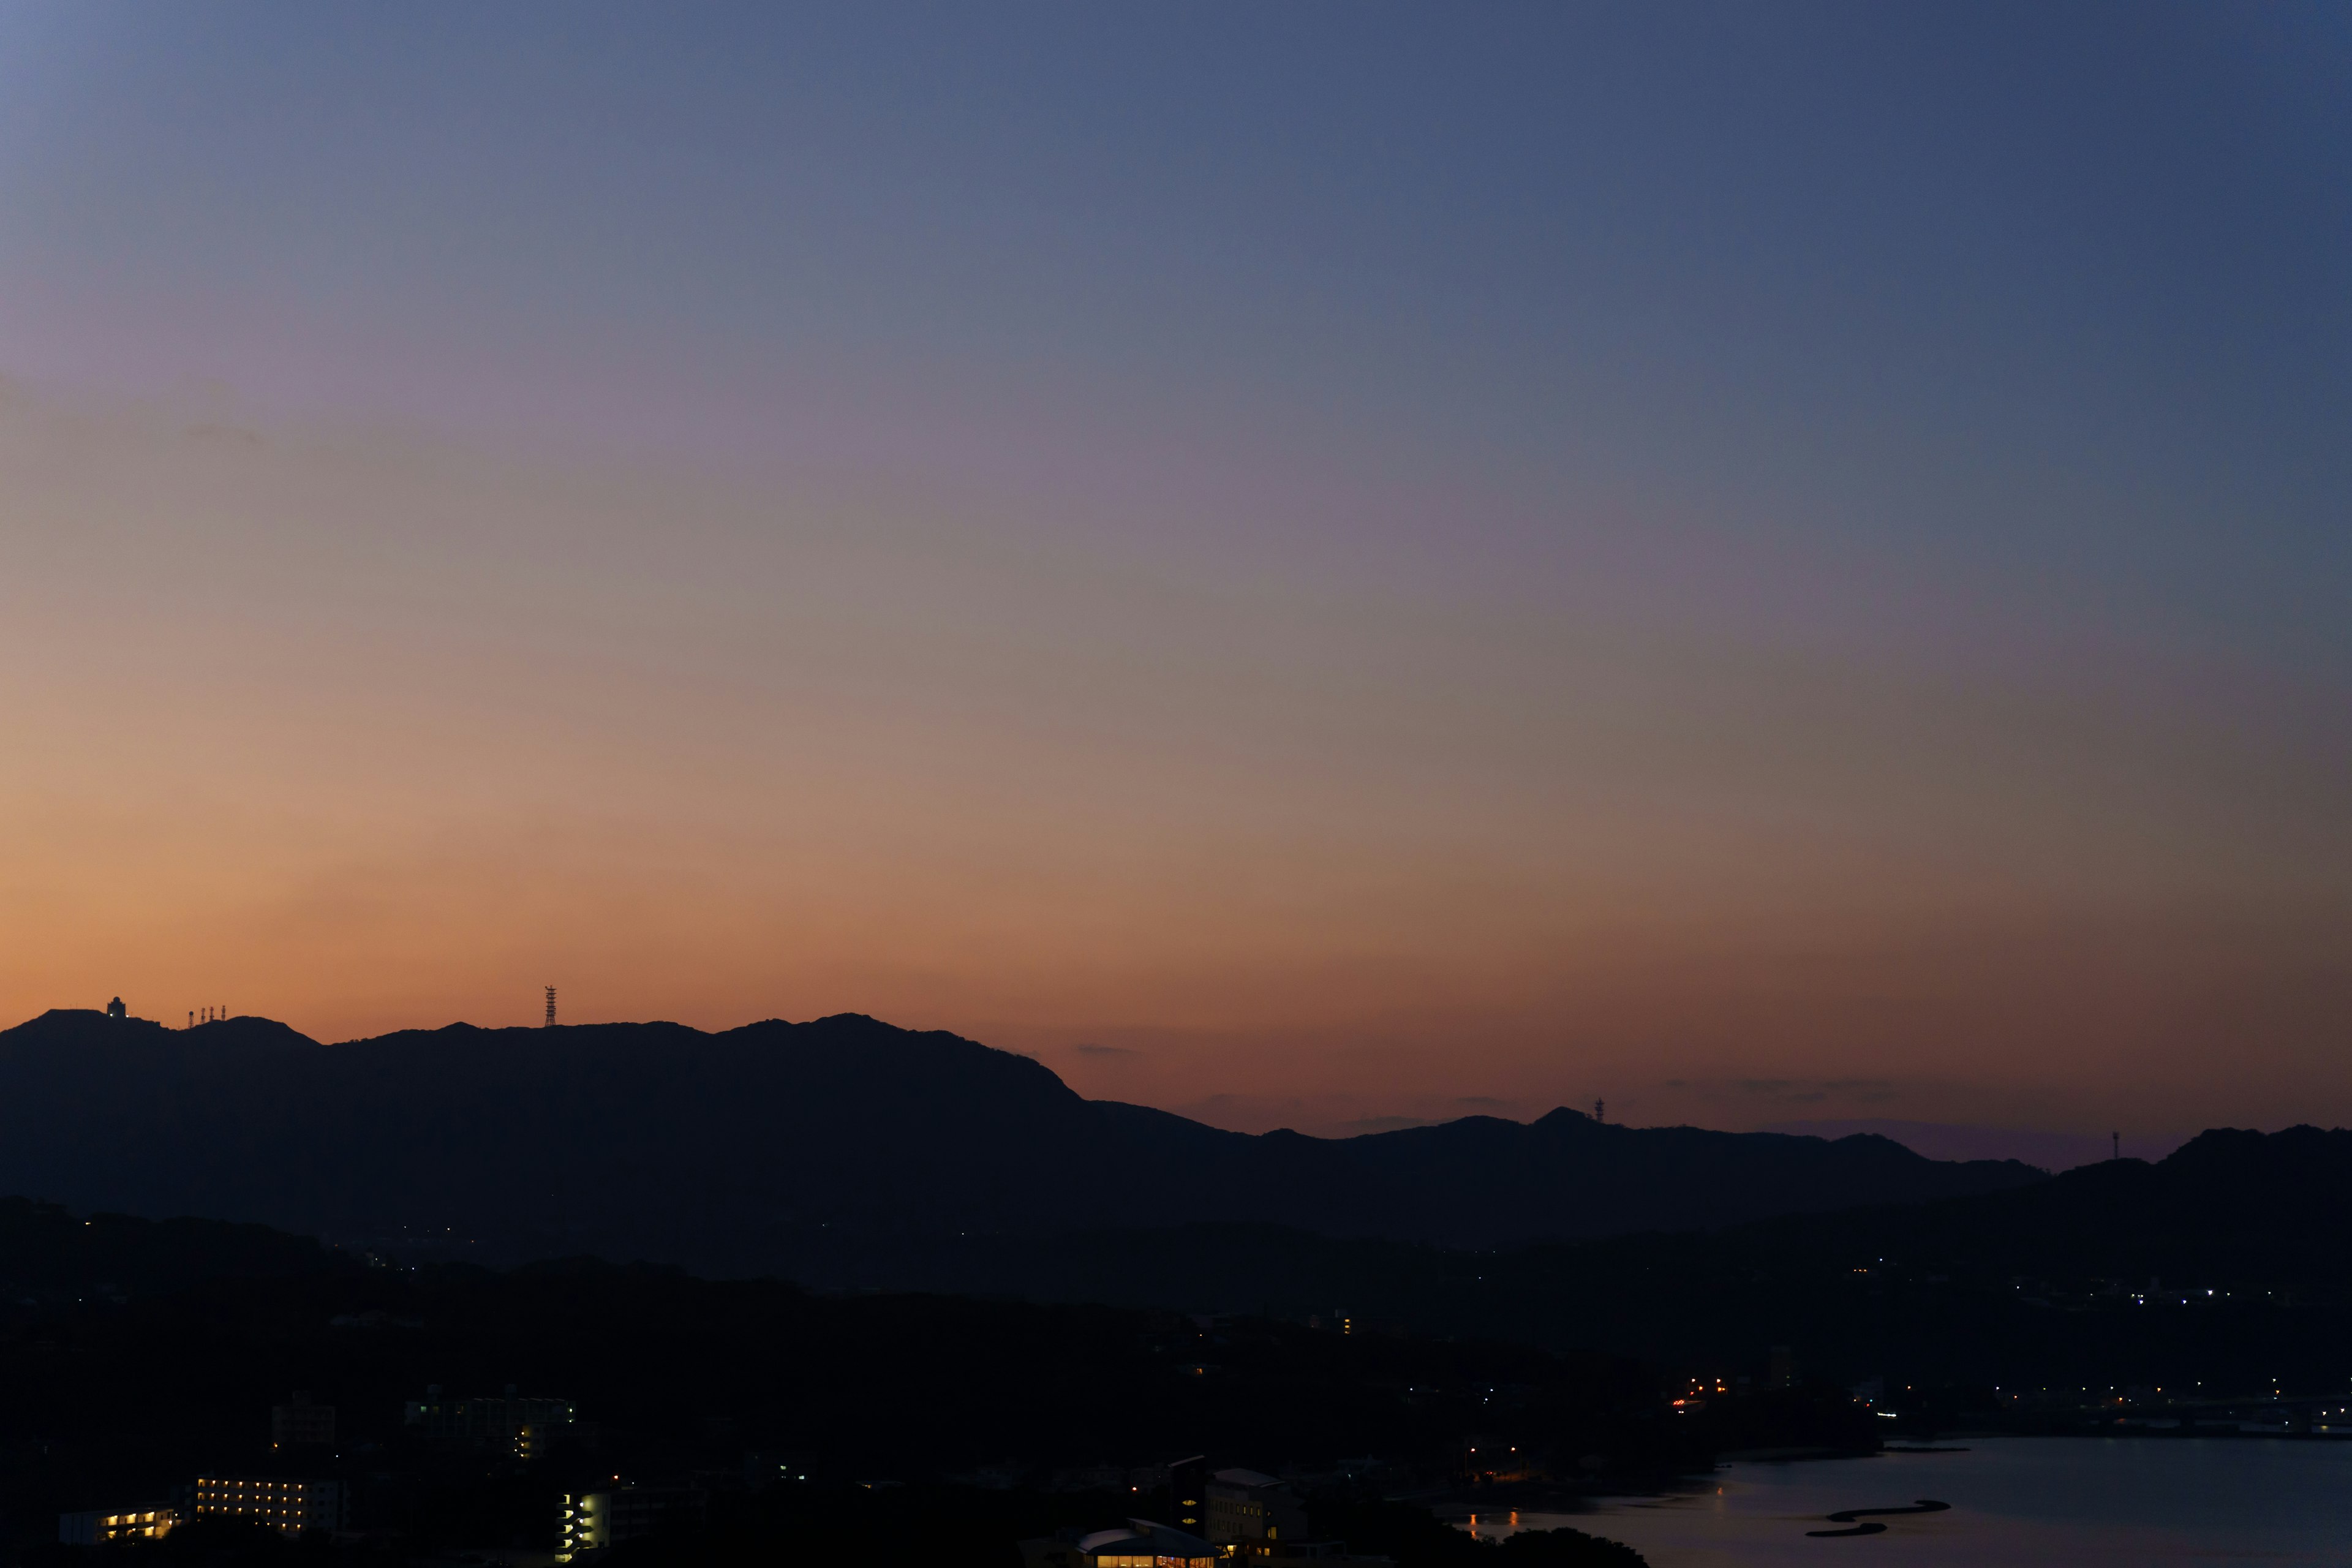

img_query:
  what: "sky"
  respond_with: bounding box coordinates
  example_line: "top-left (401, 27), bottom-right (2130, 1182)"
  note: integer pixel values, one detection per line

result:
top-left (1, 2), bottom-right (2347, 1155)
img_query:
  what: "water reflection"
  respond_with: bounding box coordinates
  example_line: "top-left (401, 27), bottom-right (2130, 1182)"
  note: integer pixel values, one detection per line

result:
top-left (1461, 1438), bottom-right (2352, 1565)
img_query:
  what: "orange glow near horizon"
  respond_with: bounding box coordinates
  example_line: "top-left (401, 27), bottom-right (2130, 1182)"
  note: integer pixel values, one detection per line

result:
top-left (4, 388), bottom-right (2349, 1146)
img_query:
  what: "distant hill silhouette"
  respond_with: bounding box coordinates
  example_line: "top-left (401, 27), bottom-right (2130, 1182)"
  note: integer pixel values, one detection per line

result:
top-left (6, 1120), bottom-right (2343, 1414)
top-left (0, 1008), bottom-right (2039, 1270)
top-left (1727, 1123), bottom-right (2352, 1288)
top-left (0, 1195), bottom-right (343, 1298)
top-left (850, 1126), bottom-right (2352, 1392)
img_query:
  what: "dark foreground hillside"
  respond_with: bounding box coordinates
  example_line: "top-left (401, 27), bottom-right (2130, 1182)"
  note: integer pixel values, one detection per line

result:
top-left (6, 1117), bottom-right (2335, 1566)
top-left (0, 1008), bottom-right (2038, 1270)
top-left (0, 1202), bottom-right (1790, 1567)
top-left (848, 1126), bottom-right (2352, 1399)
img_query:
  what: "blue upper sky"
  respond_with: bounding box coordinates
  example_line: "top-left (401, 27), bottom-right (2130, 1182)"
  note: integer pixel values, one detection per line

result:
top-left (8, 4), bottom-right (2345, 638)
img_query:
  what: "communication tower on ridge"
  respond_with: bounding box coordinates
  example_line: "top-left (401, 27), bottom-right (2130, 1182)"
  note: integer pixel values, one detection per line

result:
top-left (1594, 1098), bottom-right (1605, 1124)
top-left (544, 986), bottom-right (557, 1028)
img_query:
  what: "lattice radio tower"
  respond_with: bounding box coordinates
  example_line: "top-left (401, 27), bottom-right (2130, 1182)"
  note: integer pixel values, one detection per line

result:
top-left (545, 986), bottom-right (557, 1028)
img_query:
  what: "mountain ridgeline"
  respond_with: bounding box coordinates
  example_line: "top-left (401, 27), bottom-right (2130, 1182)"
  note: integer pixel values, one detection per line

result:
top-left (0, 1008), bottom-right (2040, 1273)
top-left (876, 1126), bottom-right (2352, 1391)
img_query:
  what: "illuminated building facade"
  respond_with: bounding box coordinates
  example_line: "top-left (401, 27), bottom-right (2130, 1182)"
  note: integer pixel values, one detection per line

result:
top-left (1017, 1522), bottom-right (1223, 1568)
top-left (558, 1482), bottom-right (708, 1561)
top-left (58, 1505), bottom-right (175, 1544)
top-left (1074, 1521), bottom-right (1219, 1568)
top-left (191, 1477), bottom-right (346, 1536)
top-left (1165, 1455), bottom-right (1207, 1537)
top-left (1028, 1519), bottom-right (1297, 1568)
top-left (559, 1489), bottom-right (606, 1558)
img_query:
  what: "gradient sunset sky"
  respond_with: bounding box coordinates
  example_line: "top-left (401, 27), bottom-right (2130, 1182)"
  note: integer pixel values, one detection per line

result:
top-left (2, 3), bottom-right (2347, 1151)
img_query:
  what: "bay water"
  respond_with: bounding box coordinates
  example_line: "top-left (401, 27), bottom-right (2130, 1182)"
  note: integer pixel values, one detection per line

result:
top-left (1461, 1438), bottom-right (2352, 1565)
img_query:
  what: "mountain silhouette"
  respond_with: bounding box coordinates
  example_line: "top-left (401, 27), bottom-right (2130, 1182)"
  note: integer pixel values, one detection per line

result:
top-left (854, 1125), bottom-right (2352, 1390)
top-left (0, 1008), bottom-right (2040, 1270)
top-left (1719, 1121), bottom-right (2352, 1293)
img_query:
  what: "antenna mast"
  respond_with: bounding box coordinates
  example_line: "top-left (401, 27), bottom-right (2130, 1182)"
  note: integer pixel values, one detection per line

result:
top-left (545, 986), bottom-right (557, 1028)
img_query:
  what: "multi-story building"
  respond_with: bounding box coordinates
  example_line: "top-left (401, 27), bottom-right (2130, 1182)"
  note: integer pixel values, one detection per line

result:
top-left (1020, 1521), bottom-right (1221, 1568)
top-left (271, 1390), bottom-right (337, 1449)
top-left (1166, 1455), bottom-right (1208, 1539)
top-left (405, 1388), bottom-right (576, 1460)
top-left (1207, 1469), bottom-right (1308, 1547)
top-left (58, 1504), bottom-right (176, 1544)
top-left (558, 1482), bottom-right (708, 1560)
top-left (1205, 1468), bottom-right (1392, 1566)
top-left (190, 1477), bottom-right (346, 1536)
